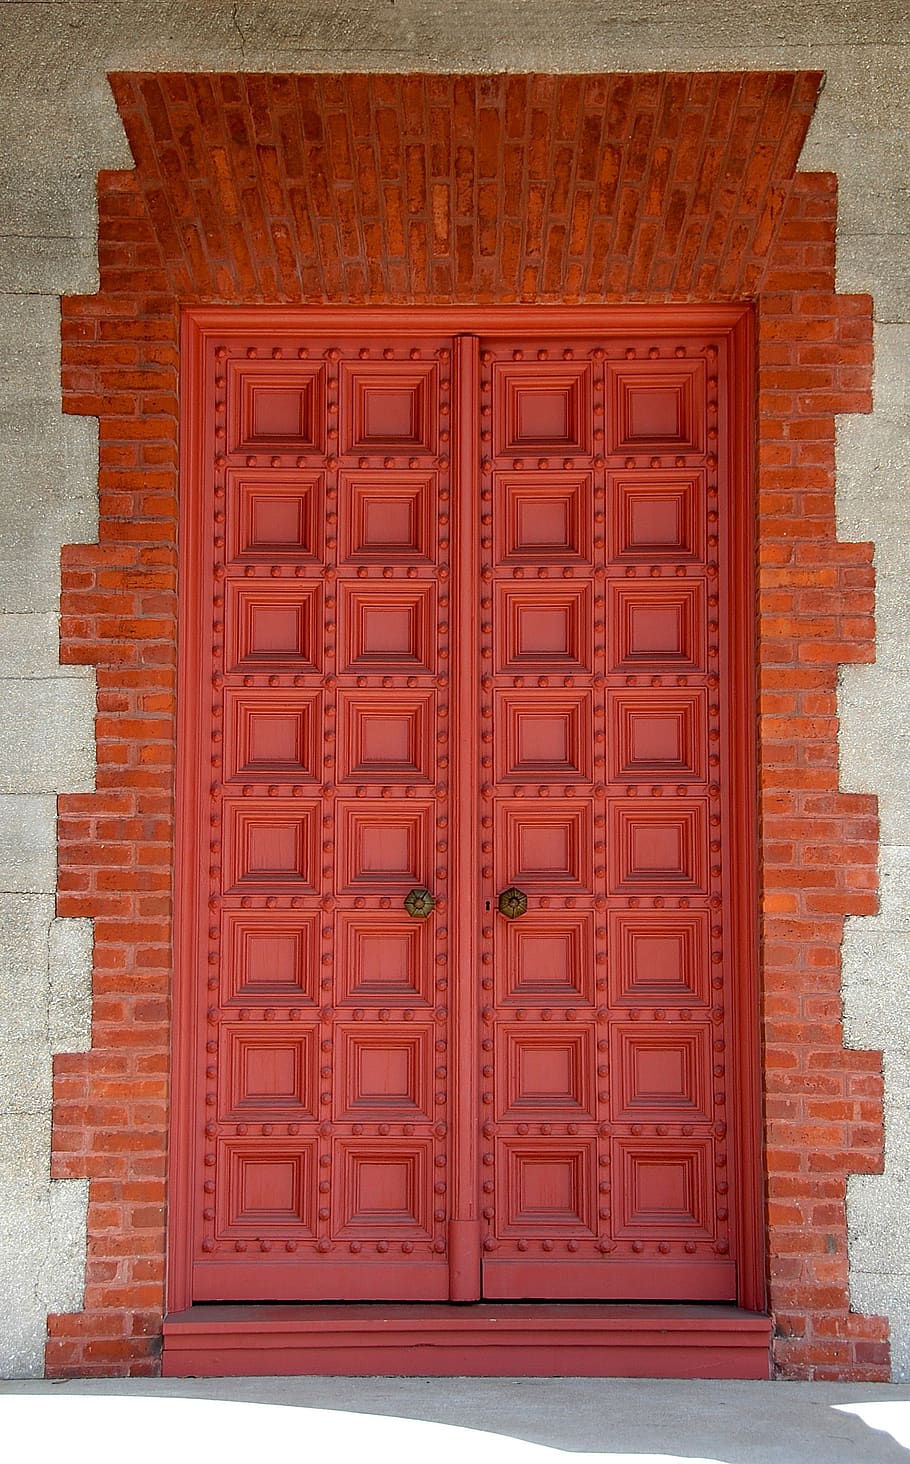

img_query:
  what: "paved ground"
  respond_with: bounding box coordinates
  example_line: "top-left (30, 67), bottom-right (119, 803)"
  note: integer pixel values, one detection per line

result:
top-left (2, 1377), bottom-right (910, 1463)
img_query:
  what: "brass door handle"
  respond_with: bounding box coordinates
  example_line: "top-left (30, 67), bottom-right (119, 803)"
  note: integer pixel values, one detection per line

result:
top-left (498, 887), bottom-right (528, 919)
top-left (404, 887), bottom-right (435, 918)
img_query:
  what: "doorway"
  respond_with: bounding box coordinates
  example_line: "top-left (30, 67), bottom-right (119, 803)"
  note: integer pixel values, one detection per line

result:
top-left (172, 306), bottom-right (760, 1311)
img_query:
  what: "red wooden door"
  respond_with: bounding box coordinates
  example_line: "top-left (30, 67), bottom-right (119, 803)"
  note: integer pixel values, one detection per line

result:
top-left (477, 332), bottom-right (734, 1300)
top-left (175, 311), bottom-right (756, 1309)
top-left (184, 331), bottom-right (456, 1300)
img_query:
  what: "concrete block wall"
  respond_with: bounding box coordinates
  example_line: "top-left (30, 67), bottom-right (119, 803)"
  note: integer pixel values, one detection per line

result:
top-left (0, 1), bottom-right (907, 1378)
top-left (838, 325), bottom-right (910, 1378)
top-left (0, 294), bottom-right (97, 1371)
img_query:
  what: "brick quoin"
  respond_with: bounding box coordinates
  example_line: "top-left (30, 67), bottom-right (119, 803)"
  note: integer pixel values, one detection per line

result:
top-left (49, 71), bottom-right (884, 1379)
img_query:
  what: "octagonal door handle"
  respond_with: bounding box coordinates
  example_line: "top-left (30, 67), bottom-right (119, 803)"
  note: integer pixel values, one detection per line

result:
top-left (404, 887), bottom-right (435, 918)
top-left (497, 886), bottom-right (528, 919)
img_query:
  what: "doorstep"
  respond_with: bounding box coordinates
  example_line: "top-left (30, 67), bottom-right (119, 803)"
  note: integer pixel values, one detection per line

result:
top-left (162, 1303), bottom-right (771, 1378)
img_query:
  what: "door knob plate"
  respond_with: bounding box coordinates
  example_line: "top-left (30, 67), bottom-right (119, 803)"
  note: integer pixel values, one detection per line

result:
top-left (498, 886), bottom-right (528, 919)
top-left (404, 886), bottom-right (435, 918)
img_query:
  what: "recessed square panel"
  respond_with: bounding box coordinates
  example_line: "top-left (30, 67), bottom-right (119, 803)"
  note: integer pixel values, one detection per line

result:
top-left (609, 582), bottom-right (704, 671)
top-left (335, 1025), bottom-right (432, 1119)
top-left (229, 362), bottom-right (326, 452)
top-left (222, 1024), bottom-right (317, 1117)
top-left (497, 1026), bottom-right (595, 1119)
top-left (225, 582), bottom-right (321, 672)
top-left (611, 1024), bottom-right (712, 1121)
top-left (496, 1139), bottom-right (596, 1235)
top-left (495, 584), bottom-right (592, 673)
top-left (341, 362), bottom-right (438, 454)
top-left (337, 801), bottom-right (434, 892)
top-left (223, 689), bottom-right (321, 782)
top-left (608, 911), bottom-right (710, 1007)
top-left (223, 799), bottom-right (319, 893)
top-left (332, 1140), bottom-right (433, 1237)
top-left (339, 470), bottom-right (436, 563)
top-left (495, 692), bottom-right (592, 782)
top-left (494, 363), bottom-right (592, 454)
top-left (607, 360), bottom-right (706, 454)
top-left (613, 1139), bottom-right (715, 1239)
top-left (226, 467), bottom-right (323, 562)
top-left (221, 913), bottom-right (319, 1004)
top-left (609, 690), bottom-right (706, 783)
top-left (608, 469), bottom-right (705, 562)
top-left (336, 915), bottom-right (432, 1005)
top-left (498, 913), bottom-right (594, 1004)
top-left (217, 1139), bottom-right (315, 1234)
top-left (339, 583), bottom-right (436, 674)
top-left (609, 802), bottom-right (708, 893)
top-left (494, 472), bottom-right (592, 564)
top-left (499, 803), bottom-right (592, 891)
top-left (337, 691), bottom-right (435, 783)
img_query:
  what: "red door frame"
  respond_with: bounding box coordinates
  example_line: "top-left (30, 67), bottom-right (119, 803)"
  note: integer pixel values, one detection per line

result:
top-left (169, 302), bottom-right (762, 1317)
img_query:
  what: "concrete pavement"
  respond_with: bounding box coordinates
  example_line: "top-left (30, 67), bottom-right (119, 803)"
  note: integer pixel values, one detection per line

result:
top-left (3, 1377), bottom-right (910, 1463)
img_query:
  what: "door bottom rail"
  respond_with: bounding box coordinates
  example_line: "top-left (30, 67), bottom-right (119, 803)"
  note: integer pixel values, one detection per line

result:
top-left (162, 1302), bottom-right (771, 1378)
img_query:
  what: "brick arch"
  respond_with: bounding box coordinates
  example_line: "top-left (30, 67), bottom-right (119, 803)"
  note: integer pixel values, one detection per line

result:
top-left (51, 70), bottom-right (886, 1378)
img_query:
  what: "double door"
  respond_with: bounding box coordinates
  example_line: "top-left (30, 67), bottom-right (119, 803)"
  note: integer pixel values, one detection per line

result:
top-left (175, 310), bottom-right (757, 1307)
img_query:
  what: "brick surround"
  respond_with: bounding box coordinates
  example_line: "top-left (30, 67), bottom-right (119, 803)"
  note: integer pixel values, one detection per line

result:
top-left (49, 70), bottom-right (886, 1378)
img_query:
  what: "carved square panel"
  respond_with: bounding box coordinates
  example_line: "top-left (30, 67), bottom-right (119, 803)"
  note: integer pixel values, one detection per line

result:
top-left (606, 360), bottom-right (706, 454)
top-left (612, 1139), bottom-right (715, 1239)
top-left (336, 691), bottom-right (435, 784)
top-left (229, 361), bottom-right (326, 453)
top-left (609, 802), bottom-right (708, 893)
top-left (338, 470), bottom-right (436, 563)
top-left (495, 583), bottom-right (592, 673)
top-left (338, 583), bottom-right (436, 674)
top-left (340, 362), bottom-right (438, 454)
top-left (336, 801), bottom-right (434, 892)
top-left (335, 914), bottom-right (433, 1005)
top-left (225, 582), bottom-right (321, 672)
top-left (493, 471), bottom-right (592, 564)
top-left (608, 469), bottom-right (705, 562)
top-left (608, 690), bottom-right (707, 783)
top-left (223, 799), bottom-right (319, 893)
top-left (609, 582), bottom-right (704, 672)
top-left (499, 803), bottom-right (592, 891)
top-left (496, 1139), bottom-right (597, 1235)
top-left (217, 1139), bottom-right (316, 1235)
top-left (223, 689), bottom-right (321, 783)
top-left (495, 692), bottom-right (592, 783)
top-left (493, 362), bottom-right (592, 455)
top-left (332, 1140), bottom-right (433, 1237)
top-left (335, 1024), bottom-right (432, 1119)
top-left (610, 1023), bottom-right (712, 1121)
top-left (226, 467), bottom-right (323, 563)
top-left (221, 913), bottom-right (319, 1004)
top-left (497, 912), bottom-right (594, 1004)
top-left (221, 1024), bottom-right (317, 1118)
top-left (497, 1026), bottom-right (595, 1119)
top-left (608, 910), bottom-right (710, 1007)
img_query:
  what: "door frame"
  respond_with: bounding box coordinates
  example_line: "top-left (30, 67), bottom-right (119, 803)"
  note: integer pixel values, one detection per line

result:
top-left (169, 302), bottom-right (762, 1316)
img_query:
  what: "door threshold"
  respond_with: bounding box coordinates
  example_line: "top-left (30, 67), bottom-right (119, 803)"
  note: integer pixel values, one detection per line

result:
top-left (163, 1302), bottom-right (771, 1378)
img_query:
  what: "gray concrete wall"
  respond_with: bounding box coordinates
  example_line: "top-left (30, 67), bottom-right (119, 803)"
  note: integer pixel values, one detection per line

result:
top-left (0, 1), bottom-right (906, 1378)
